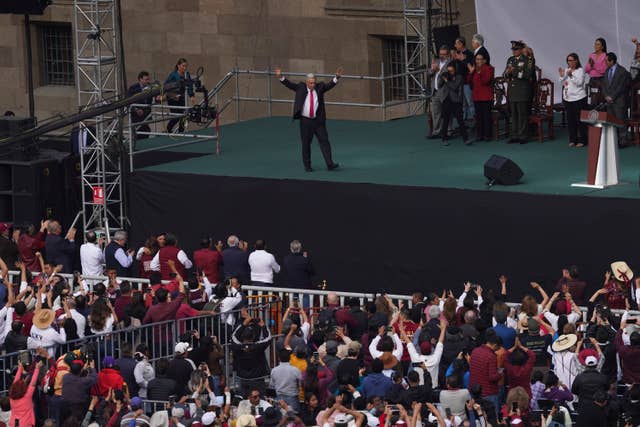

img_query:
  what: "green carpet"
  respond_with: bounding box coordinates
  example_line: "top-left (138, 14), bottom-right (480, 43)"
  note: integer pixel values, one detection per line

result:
top-left (136, 116), bottom-right (640, 199)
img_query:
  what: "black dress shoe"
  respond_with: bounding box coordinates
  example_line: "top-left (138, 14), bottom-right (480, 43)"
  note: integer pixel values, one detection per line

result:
top-left (519, 139), bottom-right (528, 144)
top-left (507, 138), bottom-right (517, 144)
top-left (428, 133), bottom-right (441, 139)
top-left (305, 167), bottom-right (313, 172)
top-left (327, 163), bottom-right (340, 171)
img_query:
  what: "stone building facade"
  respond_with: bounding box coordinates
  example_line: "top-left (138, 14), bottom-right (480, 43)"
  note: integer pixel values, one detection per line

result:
top-left (0, 0), bottom-right (477, 125)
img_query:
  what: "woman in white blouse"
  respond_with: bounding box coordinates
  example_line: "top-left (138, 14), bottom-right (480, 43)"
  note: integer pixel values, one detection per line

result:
top-left (559, 53), bottom-right (588, 147)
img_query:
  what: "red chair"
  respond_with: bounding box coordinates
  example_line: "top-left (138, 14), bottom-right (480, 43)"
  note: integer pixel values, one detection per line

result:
top-left (529, 78), bottom-right (555, 143)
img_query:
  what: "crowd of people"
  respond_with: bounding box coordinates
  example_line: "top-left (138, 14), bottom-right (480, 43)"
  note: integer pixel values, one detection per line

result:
top-left (1, 220), bottom-right (640, 427)
top-left (427, 34), bottom-right (640, 147)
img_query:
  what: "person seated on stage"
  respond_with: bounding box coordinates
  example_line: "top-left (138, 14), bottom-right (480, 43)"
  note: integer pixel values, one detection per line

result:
top-left (439, 62), bottom-right (470, 146)
top-left (602, 52), bottom-right (631, 145)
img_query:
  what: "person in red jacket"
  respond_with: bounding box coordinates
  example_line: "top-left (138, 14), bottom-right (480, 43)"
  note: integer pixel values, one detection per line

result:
top-left (93, 356), bottom-right (124, 397)
top-left (469, 329), bottom-right (501, 416)
top-left (466, 52), bottom-right (494, 141)
top-left (504, 337), bottom-right (536, 397)
top-left (193, 237), bottom-right (223, 286)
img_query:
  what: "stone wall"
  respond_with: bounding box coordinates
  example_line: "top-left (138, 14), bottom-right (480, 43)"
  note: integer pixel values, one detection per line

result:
top-left (0, 0), bottom-right (477, 124)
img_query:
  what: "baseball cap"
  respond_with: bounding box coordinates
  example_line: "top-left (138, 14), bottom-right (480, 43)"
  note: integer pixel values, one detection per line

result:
top-left (175, 342), bottom-right (192, 355)
top-left (102, 356), bottom-right (115, 367)
top-left (578, 348), bottom-right (599, 366)
top-left (0, 223), bottom-right (10, 233)
top-left (130, 396), bottom-right (143, 410)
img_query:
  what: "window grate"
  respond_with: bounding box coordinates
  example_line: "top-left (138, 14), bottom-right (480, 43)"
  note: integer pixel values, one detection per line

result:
top-left (40, 24), bottom-right (74, 86)
top-left (383, 38), bottom-right (421, 101)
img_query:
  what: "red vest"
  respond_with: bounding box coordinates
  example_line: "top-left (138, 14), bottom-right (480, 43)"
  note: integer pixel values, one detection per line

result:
top-left (158, 246), bottom-right (185, 280)
top-left (139, 252), bottom-right (154, 278)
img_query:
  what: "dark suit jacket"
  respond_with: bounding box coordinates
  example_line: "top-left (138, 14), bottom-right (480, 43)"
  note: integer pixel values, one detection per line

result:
top-left (44, 234), bottom-right (76, 273)
top-left (602, 64), bottom-right (631, 106)
top-left (280, 78), bottom-right (337, 123)
top-left (221, 246), bottom-right (250, 283)
top-left (283, 253), bottom-right (315, 288)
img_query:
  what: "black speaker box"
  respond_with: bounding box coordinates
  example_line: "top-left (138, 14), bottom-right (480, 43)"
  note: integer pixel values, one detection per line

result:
top-left (484, 155), bottom-right (524, 185)
top-left (0, 0), bottom-right (50, 15)
top-left (0, 150), bottom-right (69, 224)
top-left (433, 25), bottom-right (460, 51)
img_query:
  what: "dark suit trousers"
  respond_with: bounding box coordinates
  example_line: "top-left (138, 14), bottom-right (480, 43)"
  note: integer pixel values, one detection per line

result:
top-left (300, 117), bottom-right (334, 168)
top-left (441, 99), bottom-right (467, 140)
top-left (510, 100), bottom-right (530, 140)
top-left (564, 97), bottom-right (588, 144)
top-left (474, 100), bottom-right (492, 139)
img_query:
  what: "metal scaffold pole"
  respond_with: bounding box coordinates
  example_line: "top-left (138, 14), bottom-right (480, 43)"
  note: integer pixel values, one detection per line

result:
top-left (73, 0), bottom-right (124, 235)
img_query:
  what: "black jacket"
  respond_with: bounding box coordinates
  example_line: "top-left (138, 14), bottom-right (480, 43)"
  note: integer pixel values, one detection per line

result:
top-left (147, 376), bottom-right (178, 401)
top-left (230, 324), bottom-right (272, 379)
top-left (221, 247), bottom-right (250, 283)
top-left (45, 234), bottom-right (76, 273)
top-left (168, 357), bottom-right (195, 396)
top-left (571, 368), bottom-right (609, 405)
top-left (4, 331), bottom-right (28, 353)
top-left (283, 253), bottom-right (315, 289)
top-left (280, 77), bottom-right (337, 123)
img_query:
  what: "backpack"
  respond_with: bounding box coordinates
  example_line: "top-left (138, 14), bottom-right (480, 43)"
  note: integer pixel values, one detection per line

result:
top-left (317, 307), bottom-right (337, 331)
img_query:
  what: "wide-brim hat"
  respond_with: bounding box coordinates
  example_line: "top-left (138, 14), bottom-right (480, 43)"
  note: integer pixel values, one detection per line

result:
top-left (611, 261), bottom-right (634, 282)
top-left (33, 309), bottom-right (55, 329)
top-left (510, 40), bottom-right (525, 50)
top-left (552, 334), bottom-right (578, 352)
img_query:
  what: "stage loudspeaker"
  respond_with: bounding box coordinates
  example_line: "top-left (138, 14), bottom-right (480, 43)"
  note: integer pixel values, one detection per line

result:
top-left (433, 25), bottom-right (460, 50)
top-left (0, 0), bottom-right (50, 14)
top-left (0, 155), bottom-right (66, 224)
top-left (484, 155), bottom-right (524, 186)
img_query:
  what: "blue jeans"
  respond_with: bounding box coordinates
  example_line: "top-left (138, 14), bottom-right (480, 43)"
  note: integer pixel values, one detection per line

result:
top-left (484, 394), bottom-right (500, 419)
top-left (463, 84), bottom-right (474, 120)
top-left (277, 394), bottom-right (300, 412)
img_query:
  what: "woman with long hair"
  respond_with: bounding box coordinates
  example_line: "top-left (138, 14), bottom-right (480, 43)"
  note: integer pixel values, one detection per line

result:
top-left (559, 53), bottom-right (588, 147)
top-left (165, 58), bottom-right (195, 133)
top-left (9, 360), bottom-right (43, 427)
top-left (501, 386), bottom-right (530, 424)
top-left (89, 297), bottom-right (117, 334)
top-left (125, 291), bottom-right (147, 323)
top-left (585, 37), bottom-right (608, 106)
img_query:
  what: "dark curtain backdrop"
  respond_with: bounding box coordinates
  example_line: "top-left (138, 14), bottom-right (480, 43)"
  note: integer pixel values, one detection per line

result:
top-left (128, 171), bottom-right (639, 301)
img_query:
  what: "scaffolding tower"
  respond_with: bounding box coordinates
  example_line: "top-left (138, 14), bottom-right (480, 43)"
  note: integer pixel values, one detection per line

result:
top-left (402, 0), bottom-right (458, 101)
top-left (73, 0), bottom-right (124, 235)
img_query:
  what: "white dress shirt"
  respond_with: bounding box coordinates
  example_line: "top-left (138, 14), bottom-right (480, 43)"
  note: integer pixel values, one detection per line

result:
top-left (279, 76), bottom-right (339, 119)
top-left (150, 249), bottom-right (193, 271)
top-left (434, 60), bottom-right (448, 90)
top-left (248, 250), bottom-right (280, 283)
top-left (80, 242), bottom-right (104, 277)
top-left (559, 67), bottom-right (587, 102)
top-left (113, 247), bottom-right (133, 269)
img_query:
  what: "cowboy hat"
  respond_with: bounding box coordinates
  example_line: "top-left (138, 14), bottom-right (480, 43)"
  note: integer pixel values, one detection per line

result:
top-left (33, 309), bottom-right (55, 329)
top-left (611, 261), bottom-right (634, 282)
top-left (552, 334), bottom-right (578, 352)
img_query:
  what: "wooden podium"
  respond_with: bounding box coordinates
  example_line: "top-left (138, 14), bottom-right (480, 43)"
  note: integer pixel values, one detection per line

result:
top-left (571, 110), bottom-right (625, 189)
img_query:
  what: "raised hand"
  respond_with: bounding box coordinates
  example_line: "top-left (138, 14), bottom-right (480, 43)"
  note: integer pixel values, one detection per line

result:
top-left (336, 67), bottom-right (344, 78)
top-left (274, 68), bottom-right (282, 78)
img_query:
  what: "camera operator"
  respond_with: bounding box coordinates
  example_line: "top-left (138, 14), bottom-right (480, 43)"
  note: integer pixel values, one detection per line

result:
top-left (276, 302), bottom-right (310, 352)
top-left (230, 308), bottom-right (272, 397)
top-left (165, 58), bottom-right (195, 133)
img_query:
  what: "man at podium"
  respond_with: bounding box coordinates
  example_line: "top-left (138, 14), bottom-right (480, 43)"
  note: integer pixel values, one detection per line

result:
top-left (602, 52), bottom-right (631, 145)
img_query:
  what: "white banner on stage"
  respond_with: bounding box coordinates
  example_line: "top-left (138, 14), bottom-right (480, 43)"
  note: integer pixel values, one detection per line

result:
top-left (474, 0), bottom-right (640, 99)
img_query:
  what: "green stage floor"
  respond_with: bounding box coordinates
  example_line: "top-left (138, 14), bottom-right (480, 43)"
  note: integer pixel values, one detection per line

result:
top-left (136, 116), bottom-right (640, 199)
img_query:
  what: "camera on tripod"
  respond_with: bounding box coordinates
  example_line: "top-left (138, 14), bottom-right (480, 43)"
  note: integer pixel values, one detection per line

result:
top-left (186, 66), bottom-right (218, 124)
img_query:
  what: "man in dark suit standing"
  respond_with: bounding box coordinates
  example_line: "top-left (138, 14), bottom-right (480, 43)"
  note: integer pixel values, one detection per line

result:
top-left (602, 52), bottom-right (631, 144)
top-left (275, 67), bottom-right (343, 172)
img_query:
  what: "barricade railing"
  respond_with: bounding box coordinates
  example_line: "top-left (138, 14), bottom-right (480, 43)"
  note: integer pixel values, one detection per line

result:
top-left (0, 294), bottom-right (281, 395)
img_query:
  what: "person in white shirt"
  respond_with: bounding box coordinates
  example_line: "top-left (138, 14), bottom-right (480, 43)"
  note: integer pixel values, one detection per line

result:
top-left (559, 53), bottom-right (588, 147)
top-left (541, 291), bottom-right (582, 331)
top-left (248, 240), bottom-right (280, 286)
top-left (368, 327), bottom-right (404, 378)
top-left (79, 231), bottom-right (104, 289)
top-left (401, 318), bottom-right (447, 389)
top-left (56, 298), bottom-right (86, 339)
top-left (216, 278), bottom-right (244, 327)
top-left (29, 308), bottom-right (67, 358)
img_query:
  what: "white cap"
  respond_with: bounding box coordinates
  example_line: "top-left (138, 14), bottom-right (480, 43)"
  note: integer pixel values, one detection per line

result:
top-left (585, 355), bottom-right (598, 366)
top-left (175, 342), bottom-right (192, 355)
top-left (201, 411), bottom-right (216, 425)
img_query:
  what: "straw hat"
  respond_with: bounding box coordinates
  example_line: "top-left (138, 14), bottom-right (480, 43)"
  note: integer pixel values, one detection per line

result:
top-left (33, 309), bottom-right (55, 329)
top-left (552, 334), bottom-right (578, 352)
top-left (611, 261), bottom-right (634, 282)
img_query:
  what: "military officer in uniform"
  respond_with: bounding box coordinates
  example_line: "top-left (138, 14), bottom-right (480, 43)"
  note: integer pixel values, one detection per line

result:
top-left (503, 41), bottom-right (534, 143)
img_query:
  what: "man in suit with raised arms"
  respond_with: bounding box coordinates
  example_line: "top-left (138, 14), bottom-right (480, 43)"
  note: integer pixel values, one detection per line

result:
top-left (275, 67), bottom-right (343, 172)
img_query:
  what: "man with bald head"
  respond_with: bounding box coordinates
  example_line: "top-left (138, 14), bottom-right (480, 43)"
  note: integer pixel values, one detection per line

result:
top-left (275, 67), bottom-right (343, 172)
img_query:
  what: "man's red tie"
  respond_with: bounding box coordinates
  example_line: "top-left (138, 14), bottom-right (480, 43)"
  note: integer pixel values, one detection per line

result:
top-left (309, 90), bottom-right (315, 118)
